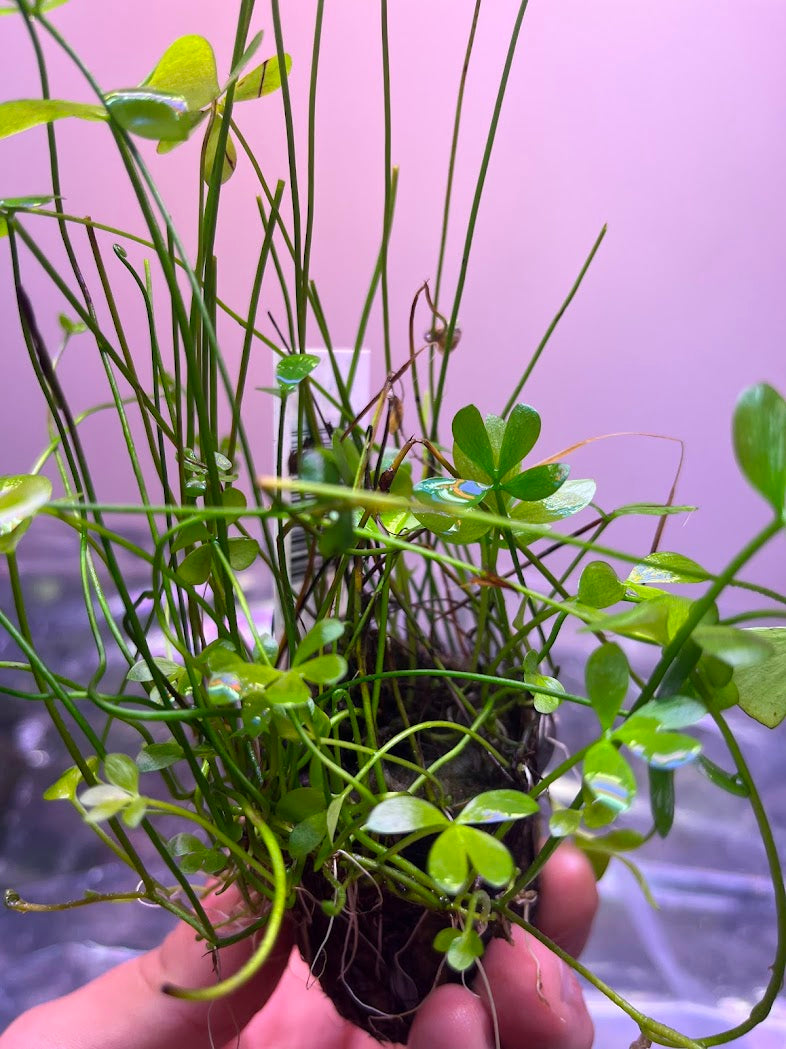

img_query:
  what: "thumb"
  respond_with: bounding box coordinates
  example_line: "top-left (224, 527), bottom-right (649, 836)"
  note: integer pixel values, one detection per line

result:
top-left (1, 891), bottom-right (293, 1049)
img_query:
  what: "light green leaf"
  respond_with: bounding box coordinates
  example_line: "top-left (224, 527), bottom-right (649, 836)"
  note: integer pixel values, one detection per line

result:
top-left (497, 404), bottom-right (541, 476)
top-left (136, 741), bottom-right (184, 773)
top-left (294, 619), bottom-right (345, 666)
top-left (0, 474), bottom-right (52, 544)
top-left (612, 503), bottom-right (696, 518)
top-left (577, 561), bottom-right (625, 609)
top-left (104, 753), bottom-right (139, 794)
top-left (633, 694), bottom-right (707, 729)
top-left (616, 719), bottom-right (701, 770)
top-left (445, 929), bottom-right (485, 972)
top-left (527, 673), bottom-right (565, 714)
top-left (585, 643), bottom-right (629, 731)
top-left (235, 54), bottom-right (293, 102)
top-left (428, 825), bottom-right (468, 895)
top-left (365, 795), bottom-right (447, 834)
top-left (298, 654), bottom-right (347, 686)
top-left (733, 627), bottom-right (786, 727)
top-left (457, 789), bottom-right (538, 825)
top-left (459, 825), bottom-right (515, 888)
top-left (168, 832), bottom-right (204, 857)
top-left (0, 0), bottom-right (70, 12)
top-left (0, 99), bottom-right (106, 141)
top-left (142, 35), bottom-right (220, 111)
top-left (121, 797), bottom-right (148, 828)
top-left (127, 656), bottom-right (182, 683)
top-left (79, 784), bottom-right (131, 807)
top-left (276, 353), bottom-right (321, 389)
top-left (43, 757), bottom-right (98, 802)
top-left (627, 552), bottom-right (710, 586)
top-left (263, 669), bottom-right (311, 707)
top-left (509, 478), bottom-right (596, 525)
top-left (104, 89), bottom-right (192, 142)
top-left (549, 809), bottom-right (582, 837)
top-left (202, 111), bottom-right (237, 183)
top-left (452, 405), bottom-right (496, 477)
top-left (733, 383), bottom-right (786, 513)
top-left (693, 624), bottom-right (773, 668)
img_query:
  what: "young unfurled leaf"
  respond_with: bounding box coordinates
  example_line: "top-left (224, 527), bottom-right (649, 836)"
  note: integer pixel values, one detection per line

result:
top-left (503, 463), bottom-right (569, 502)
top-left (235, 54), bottom-right (293, 101)
top-left (733, 628), bottom-right (786, 727)
top-left (577, 561), bottom-right (625, 609)
top-left (497, 404), bottom-right (541, 476)
top-left (452, 405), bottom-right (496, 477)
top-left (733, 383), bottom-right (786, 514)
top-left (43, 757), bottom-right (98, 802)
top-left (141, 35), bottom-right (220, 111)
top-left (585, 643), bottom-right (629, 731)
top-left (364, 795), bottom-right (448, 835)
top-left (0, 99), bottom-right (105, 141)
top-left (104, 753), bottom-right (140, 795)
top-left (457, 789), bottom-right (538, 825)
top-left (276, 353), bottom-right (321, 389)
top-left (626, 552), bottom-right (710, 586)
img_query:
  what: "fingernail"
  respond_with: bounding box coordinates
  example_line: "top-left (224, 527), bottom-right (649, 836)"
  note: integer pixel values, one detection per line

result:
top-left (559, 959), bottom-right (583, 1011)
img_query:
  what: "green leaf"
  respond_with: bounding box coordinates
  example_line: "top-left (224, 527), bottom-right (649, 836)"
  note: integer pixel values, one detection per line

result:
top-left (459, 826), bottom-right (515, 888)
top-left (733, 628), bottom-right (786, 727)
top-left (617, 721), bottom-right (701, 770)
top-left (277, 787), bottom-right (326, 823)
top-left (627, 552), bottom-right (710, 586)
top-left (0, 99), bottom-right (106, 141)
top-left (104, 754), bottom-right (139, 795)
top-left (79, 784), bottom-right (131, 807)
top-left (509, 478), bottom-right (596, 525)
top-left (433, 927), bottom-right (462, 953)
top-left (413, 477), bottom-right (490, 535)
top-left (452, 405), bottom-right (496, 477)
top-left (698, 757), bottom-right (749, 798)
top-left (428, 826), bottom-right (468, 894)
top-left (202, 111), bottom-right (237, 183)
top-left (577, 561), bottom-right (625, 609)
top-left (297, 654), bottom-right (347, 686)
top-left (263, 670), bottom-right (311, 707)
top-left (457, 789), bottom-right (538, 825)
top-left (583, 741), bottom-right (636, 817)
top-left (585, 643), bottom-right (629, 731)
top-left (445, 929), bottom-right (485, 972)
top-left (104, 89), bottom-right (192, 142)
top-left (497, 404), bottom-right (541, 476)
top-left (136, 741), bottom-right (184, 773)
top-left (583, 597), bottom-right (671, 646)
top-left (0, 195), bottom-right (56, 238)
top-left (227, 537), bottom-right (259, 571)
top-left (693, 624), bottom-right (773, 668)
top-left (294, 619), bottom-right (345, 666)
top-left (503, 463), bottom-right (569, 502)
top-left (276, 353), bottom-right (321, 389)
top-left (0, 474), bottom-right (52, 546)
top-left (0, 0), bottom-right (70, 12)
top-left (289, 811), bottom-right (328, 858)
top-left (733, 383), bottom-right (786, 512)
top-left (612, 503), bottom-right (696, 518)
top-left (633, 694), bottom-right (707, 729)
top-left (121, 797), bottom-right (148, 828)
top-left (549, 809), bottom-right (582, 837)
top-left (43, 757), bottom-right (98, 802)
top-left (235, 54), bottom-right (293, 101)
top-left (142, 35), bottom-right (220, 111)
top-left (364, 795), bottom-right (447, 834)
top-left (527, 673), bottom-right (565, 714)
top-left (177, 544), bottom-right (213, 585)
top-left (168, 832), bottom-right (204, 857)
top-left (127, 656), bottom-right (182, 683)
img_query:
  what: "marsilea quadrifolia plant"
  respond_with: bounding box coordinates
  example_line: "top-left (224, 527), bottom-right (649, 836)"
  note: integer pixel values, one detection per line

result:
top-left (1, 2), bottom-right (785, 1046)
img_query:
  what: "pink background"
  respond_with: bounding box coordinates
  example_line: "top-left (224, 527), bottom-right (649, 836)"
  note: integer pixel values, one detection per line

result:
top-left (2, 1), bottom-right (786, 586)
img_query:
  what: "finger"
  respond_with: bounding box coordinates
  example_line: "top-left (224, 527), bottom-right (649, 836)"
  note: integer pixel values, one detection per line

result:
top-left (477, 926), bottom-right (594, 1049)
top-left (1, 894), bottom-right (293, 1049)
top-left (537, 842), bottom-right (599, 957)
top-left (409, 984), bottom-right (493, 1049)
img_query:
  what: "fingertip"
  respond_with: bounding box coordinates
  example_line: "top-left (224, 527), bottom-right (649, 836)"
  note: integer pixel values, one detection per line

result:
top-left (538, 843), bottom-right (599, 957)
top-left (409, 984), bottom-right (493, 1049)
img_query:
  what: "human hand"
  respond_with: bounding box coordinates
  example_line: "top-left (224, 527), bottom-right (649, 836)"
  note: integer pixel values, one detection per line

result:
top-left (0, 845), bottom-right (597, 1049)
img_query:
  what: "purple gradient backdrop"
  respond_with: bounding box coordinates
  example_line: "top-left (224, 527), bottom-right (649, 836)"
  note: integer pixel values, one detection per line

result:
top-left (2, 1), bottom-right (786, 584)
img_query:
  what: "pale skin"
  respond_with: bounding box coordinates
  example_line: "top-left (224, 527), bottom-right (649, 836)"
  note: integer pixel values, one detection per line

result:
top-left (0, 846), bottom-right (598, 1049)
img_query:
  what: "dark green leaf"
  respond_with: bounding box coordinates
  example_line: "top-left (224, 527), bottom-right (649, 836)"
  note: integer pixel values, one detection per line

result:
top-left (497, 404), bottom-right (541, 476)
top-left (452, 405), bottom-right (495, 476)
top-left (503, 463), bottom-right (569, 502)
top-left (167, 832), bottom-right (204, 857)
top-left (277, 787), bottom-right (326, 823)
top-left (733, 383), bottom-right (786, 513)
top-left (649, 768), bottom-right (675, 836)
top-left (577, 561), bottom-right (625, 609)
top-left (177, 544), bottom-right (213, 585)
top-left (104, 89), bottom-right (192, 142)
top-left (698, 757), bottom-right (749, 798)
top-left (585, 643), bottom-right (629, 731)
top-left (289, 812), bottom-right (327, 858)
top-left (136, 741), bottom-right (184, 773)
top-left (365, 795), bottom-right (447, 834)
top-left (693, 624), bottom-right (773, 668)
top-left (227, 537), bottom-right (259, 571)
